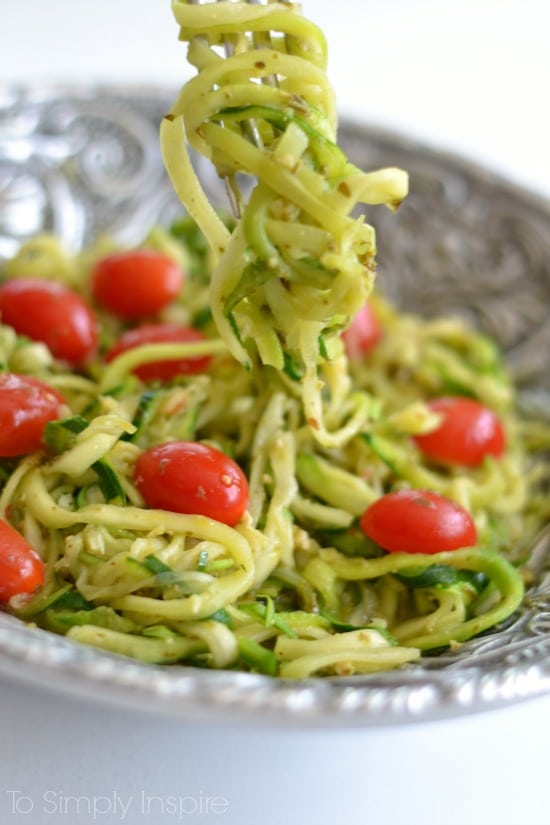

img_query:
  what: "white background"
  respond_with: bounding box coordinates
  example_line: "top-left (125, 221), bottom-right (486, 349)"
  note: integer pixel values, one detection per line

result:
top-left (1, 2), bottom-right (550, 824)
top-left (3, 0), bottom-right (550, 197)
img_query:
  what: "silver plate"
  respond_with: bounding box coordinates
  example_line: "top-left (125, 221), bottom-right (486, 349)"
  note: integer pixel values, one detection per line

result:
top-left (0, 84), bottom-right (549, 727)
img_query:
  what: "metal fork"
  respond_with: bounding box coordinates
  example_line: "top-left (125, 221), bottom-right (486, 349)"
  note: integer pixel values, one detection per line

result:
top-left (221, 0), bottom-right (280, 214)
top-left (189, 0), bottom-right (279, 216)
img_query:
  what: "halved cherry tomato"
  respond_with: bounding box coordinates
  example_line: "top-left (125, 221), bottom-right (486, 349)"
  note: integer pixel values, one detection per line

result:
top-left (0, 519), bottom-right (44, 601)
top-left (92, 250), bottom-right (183, 319)
top-left (413, 397), bottom-right (506, 467)
top-left (105, 323), bottom-right (212, 382)
top-left (343, 301), bottom-right (382, 359)
top-left (134, 441), bottom-right (249, 526)
top-left (359, 489), bottom-right (477, 554)
top-left (0, 278), bottom-right (98, 365)
top-left (0, 373), bottom-right (66, 457)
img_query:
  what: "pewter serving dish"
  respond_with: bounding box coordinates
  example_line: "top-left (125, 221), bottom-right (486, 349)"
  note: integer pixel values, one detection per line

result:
top-left (0, 85), bottom-right (549, 727)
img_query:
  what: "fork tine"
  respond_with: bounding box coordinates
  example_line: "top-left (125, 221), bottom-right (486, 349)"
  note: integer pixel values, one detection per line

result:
top-left (246, 0), bottom-right (279, 86)
top-left (217, 1), bottom-right (265, 155)
top-left (221, 0), bottom-right (278, 215)
top-left (188, 0), bottom-right (279, 217)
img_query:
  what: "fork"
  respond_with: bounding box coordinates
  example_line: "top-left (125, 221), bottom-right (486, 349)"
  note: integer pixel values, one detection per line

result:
top-left (188, 0), bottom-right (279, 216)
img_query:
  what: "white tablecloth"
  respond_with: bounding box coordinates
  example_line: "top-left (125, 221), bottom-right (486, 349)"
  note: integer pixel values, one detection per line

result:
top-left (1, 2), bottom-right (550, 824)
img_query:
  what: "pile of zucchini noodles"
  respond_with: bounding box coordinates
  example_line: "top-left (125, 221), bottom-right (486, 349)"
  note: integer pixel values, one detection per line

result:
top-left (161, 0), bottom-right (408, 446)
top-left (1, 0), bottom-right (549, 678)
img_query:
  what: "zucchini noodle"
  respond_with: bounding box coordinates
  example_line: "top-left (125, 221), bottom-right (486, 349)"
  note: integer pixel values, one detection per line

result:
top-left (1, 222), bottom-right (548, 678)
top-left (161, 0), bottom-right (407, 445)
top-left (0, 2), bottom-right (548, 679)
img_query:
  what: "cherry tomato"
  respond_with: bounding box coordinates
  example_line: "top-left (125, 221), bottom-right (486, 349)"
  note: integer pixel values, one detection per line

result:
top-left (343, 301), bottom-right (382, 359)
top-left (0, 278), bottom-right (98, 365)
top-left (0, 373), bottom-right (66, 457)
top-left (134, 441), bottom-right (249, 526)
top-left (359, 489), bottom-right (477, 554)
top-left (413, 397), bottom-right (506, 467)
top-left (92, 250), bottom-right (183, 319)
top-left (105, 323), bottom-right (212, 382)
top-left (0, 519), bottom-right (44, 601)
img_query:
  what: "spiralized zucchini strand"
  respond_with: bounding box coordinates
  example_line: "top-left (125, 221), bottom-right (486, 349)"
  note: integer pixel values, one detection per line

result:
top-left (161, 0), bottom-right (408, 445)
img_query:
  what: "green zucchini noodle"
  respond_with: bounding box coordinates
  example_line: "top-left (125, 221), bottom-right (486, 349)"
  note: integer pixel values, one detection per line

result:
top-left (1, 219), bottom-right (549, 678)
top-left (0, 2), bottom-right (549, 679)
top-left (161, 0), bottom-right (407, 446)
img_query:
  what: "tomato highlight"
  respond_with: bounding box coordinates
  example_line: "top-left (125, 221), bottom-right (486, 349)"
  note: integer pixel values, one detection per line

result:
top-left (134, 441), bottom-right (249, 526)
top-left (343, 301), bottom-right (382, 359)
top-left (0, 278), bottom-right (98, 364)
top-left (0, 373), bottom-right (66, 457)
top-left (359, 489), bottom-right (477, 554)
top-left (92, 250), bottom-right (184, 319)
top-left (413, 397), bottom-right (506, 466)
top-left (0, 519), bottom-right (44, 601)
